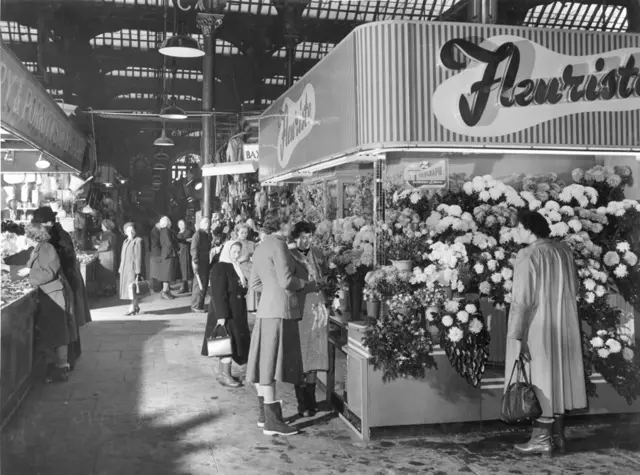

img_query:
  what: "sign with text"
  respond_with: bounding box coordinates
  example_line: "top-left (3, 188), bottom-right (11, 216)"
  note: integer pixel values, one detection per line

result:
top-left (433, 35), bottom-right (640, 137)
top-left (0, 44), bottom-right (86, 171)
top-left (243, 143), bottom-right (259, 161)
top-left (277, 83), bottom-right (316, 169)
top-left (404, 159), bottom-right (448, 189)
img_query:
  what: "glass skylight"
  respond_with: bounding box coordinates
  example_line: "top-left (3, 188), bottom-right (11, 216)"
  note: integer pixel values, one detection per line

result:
top-left (263, 75), bottom-right (300, 86)
top-left (1, 21), bottom-right (38, 43)
top-left (22, 62), bottom-right (66, 75)
top-left (302, 0), bottom-right (456, 21)
top-left (226, 0), bottom-right (277, 16)
top-left (523, 1), bottom-right (628, 32)
top-left (274, 41), bottom-right (335, 60)
top-left (106, 67), bottom-right (209, 81)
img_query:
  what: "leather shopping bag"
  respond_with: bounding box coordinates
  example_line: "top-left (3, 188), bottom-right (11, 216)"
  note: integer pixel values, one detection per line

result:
top-left (206, 324), bottom-right (232, 358)
top-left (129, 277), bottom-right (151, 300)
top-left (501, 356), bottom-right (542, 423)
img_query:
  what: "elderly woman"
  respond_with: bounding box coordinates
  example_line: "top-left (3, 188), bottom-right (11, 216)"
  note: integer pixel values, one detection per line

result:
top-left (96, 219), bottom-right (118, 296)
top-left (32, 206), bottom-right (91, 370)
top-left (247, 212), bottom-right (308, 436)
top-left (119, 222), bottom-right (145, 316)
top-left (289, 221), bottom-right (329, 417)
top-left (158, 216), bottom-right (179, 299)
top-left (201, 241), bottom-right (251, 388)
top-left (18, 223), bottom-right (77, 383)
top-left (506, 210), bottom-right (587, 456)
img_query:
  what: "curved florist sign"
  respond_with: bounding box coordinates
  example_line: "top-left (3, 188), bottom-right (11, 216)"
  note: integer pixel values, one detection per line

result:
top-left (433, 35), bottom-right (640, 137)
top-left (277, 83), bottom-right (316, 168)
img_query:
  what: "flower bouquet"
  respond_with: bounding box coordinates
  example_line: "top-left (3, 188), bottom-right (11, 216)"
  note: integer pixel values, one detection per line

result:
top-left (428, 298), bottom-right (490, 388)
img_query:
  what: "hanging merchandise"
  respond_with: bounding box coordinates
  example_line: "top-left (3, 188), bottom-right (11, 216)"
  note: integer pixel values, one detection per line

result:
top-left (31, 189), bottom-right (38, 205)
top-left (20, 184), bottom-right (29, 203)
top-left (25, 173), bottom-right (36, 183)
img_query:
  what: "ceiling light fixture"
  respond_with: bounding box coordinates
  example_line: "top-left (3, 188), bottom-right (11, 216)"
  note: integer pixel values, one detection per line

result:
top-left (159, 22), bottom-right (204, 58)
top-left (35, 152), bottom-right (51, 169)
top-left (154, 127), bottom-right (175, 146)
top-left (3, 150), bottom-right (14, 162)
top-left (159, 97), bottom-right (188, 120)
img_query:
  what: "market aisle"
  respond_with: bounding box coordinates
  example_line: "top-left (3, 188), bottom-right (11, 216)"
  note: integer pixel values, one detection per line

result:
top-left (2, 293), bottom-right (640, 475)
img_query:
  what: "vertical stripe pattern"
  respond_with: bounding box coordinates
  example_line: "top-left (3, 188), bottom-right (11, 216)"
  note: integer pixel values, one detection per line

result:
top-left (354, 21), bottom-right (640, 150)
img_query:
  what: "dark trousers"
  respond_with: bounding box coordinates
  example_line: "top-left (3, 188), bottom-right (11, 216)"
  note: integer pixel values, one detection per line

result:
top-left (191, 273), bottom-right (209, 309)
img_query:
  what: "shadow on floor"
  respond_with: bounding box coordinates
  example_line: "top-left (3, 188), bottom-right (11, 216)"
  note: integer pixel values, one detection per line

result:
top-left (1, 319), bottom-right (219, 475)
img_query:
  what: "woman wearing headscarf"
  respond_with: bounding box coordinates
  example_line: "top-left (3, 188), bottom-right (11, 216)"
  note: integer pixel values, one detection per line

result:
top-left (234, 224), bottom-right (257, 311)
top-left (201, 241), bottom-right (251, 388)
top-left (18, 223), bottom-right (77, 383)
top-left (119, 222), bottom-right (145, 316)
top-left (157, 216), bottom-right (179, 299)
top-left (506, 210), bottom-right (587, 456)
top-left (177, 219), bottom-right (194, 294)
top-left (247, 212), bottom-right (308, 436)
top-left (289, 221), bottom-right (329, 417)
top-left (96, 219), bottom-right (118, 296)
top-left (32, 206), bottom-right (91, 370)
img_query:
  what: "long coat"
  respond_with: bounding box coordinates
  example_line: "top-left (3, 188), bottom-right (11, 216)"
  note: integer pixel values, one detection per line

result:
top-left (49, 223), bottom-right (91, 327)
top-left (249, 234), bottom-right (306, 320)
top-left (157, 227), bottom-right (179, 282)
top-left (190, 229), bottom-right (212, 286)
top-left (119, 237), bottom-right (145, 300)
top-left (97, 230), bottom-right (117, 287)
top-left (28, 242), bottom-right (77, 348)
top-left (149, 225), bottom-right (162, 280)
top-left (201, 262), bottom-right (251, 365)
top-left (177, 229), bottom-right (194, 281)
top-left (505, 239), bottom-right (588, 417)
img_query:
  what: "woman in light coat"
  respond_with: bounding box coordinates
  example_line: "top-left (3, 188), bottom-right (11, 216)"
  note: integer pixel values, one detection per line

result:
top-left (119, 222), bottom-right (145, 316)
top-left (96, 219), bottom-right (118, 296)
top-left (505, 210), bottom-right (587, 456)
top-left (19, 223), bottom-right (77, 383)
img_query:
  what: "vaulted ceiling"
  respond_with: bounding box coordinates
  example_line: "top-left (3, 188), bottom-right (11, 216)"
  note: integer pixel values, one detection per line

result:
top-left (1, 0), bottom-right (639, 161)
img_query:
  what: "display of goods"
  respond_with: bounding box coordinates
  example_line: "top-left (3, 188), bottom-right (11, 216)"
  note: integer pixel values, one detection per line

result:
top-left (0, 276), bottom-right (33, 307)
top-left (1, 220), bottom-right (25, 235)
top-left (76, 252), bottom-right (98, 265)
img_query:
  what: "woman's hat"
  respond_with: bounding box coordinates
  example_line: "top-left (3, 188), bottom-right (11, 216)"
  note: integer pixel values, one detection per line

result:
top-left (31, 206), bottom-right (57, 224)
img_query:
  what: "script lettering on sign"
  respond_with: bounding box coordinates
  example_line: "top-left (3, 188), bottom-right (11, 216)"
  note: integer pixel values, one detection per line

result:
top-left (277, 83), bottom-right (316, 168)
top-left (404, 160), bottom-right (448, 189)
top-left (433, 35), bottom-right (640, 137)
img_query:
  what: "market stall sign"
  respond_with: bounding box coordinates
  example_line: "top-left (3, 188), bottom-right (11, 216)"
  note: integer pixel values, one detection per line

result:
top-left (0, 44), bottom-right (86, 171)
top-left (404, 160), bottom-right (448, 189)
top-left (277, 83), bottom-right (315, 168)
top-left (243, 144), bottom-right (259, 161)
top-left (433, 35), bottom-right (640, 137)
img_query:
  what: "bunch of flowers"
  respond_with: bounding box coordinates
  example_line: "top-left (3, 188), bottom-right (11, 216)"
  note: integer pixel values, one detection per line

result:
top-left (291, 182), bottom-right (328, 223)
top-left (426, 241), bottom-right (469, 292)
top-left (425, 204), bottom-right (477, 236)
top-left (347, 174), bottom-right (374, 221)
top-left (558, 184), bottom-right (599, 209)
top-left (363, 292), bottom-right (437, 381)
top-left (602, 242), bottom-right (638, 281)
top-left (381, 208), bottom-right (429, 261)
top-left (364, 265), bottom-right (407, 302)
top-left (462, 175), bottom-right (524, 207)
top-left (572, 165), bottom-right (633, 205)
top-left (1, 231), bottom-right (30, 259)
top-left (471, 247), bottom-right (514, 308)
top-left (583, 328), bottom-right (639, 404)
top-left (428, 298), bottom-right (490, 387)
top-left (473, 204), bottom-right (517, 233)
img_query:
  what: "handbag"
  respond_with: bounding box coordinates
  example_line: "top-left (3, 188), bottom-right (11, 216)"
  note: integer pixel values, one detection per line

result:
top-left (129, 276), bottom-right (151, 300)
top-left (206, 323), bottom-right (232, 357)
top-left (501, 355), bottom-right (542, 423)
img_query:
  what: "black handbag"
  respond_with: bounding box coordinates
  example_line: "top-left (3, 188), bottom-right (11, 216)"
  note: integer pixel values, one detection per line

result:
top-left (129, 276), bottom-right (150, 300)
top-left (206, 323), bottom-right (232, 358)
top-left (501, 356), bottom-right (542, 423)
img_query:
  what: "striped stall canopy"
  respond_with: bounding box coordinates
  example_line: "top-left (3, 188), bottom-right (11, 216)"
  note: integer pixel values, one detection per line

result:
top-left (259, 20), bottom-right (640, 182)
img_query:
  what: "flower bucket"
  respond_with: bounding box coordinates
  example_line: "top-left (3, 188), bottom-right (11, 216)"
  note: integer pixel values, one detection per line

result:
top-left (366, 300), bottom-right (381, 319)
top-left (391, 260), bottom-right (413, 273)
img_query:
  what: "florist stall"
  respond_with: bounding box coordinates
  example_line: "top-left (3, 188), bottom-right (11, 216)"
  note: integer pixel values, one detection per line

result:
top-left (259, 20), bottom-right (640, 439)
top-left (1, 42), bottom-right (88, 425)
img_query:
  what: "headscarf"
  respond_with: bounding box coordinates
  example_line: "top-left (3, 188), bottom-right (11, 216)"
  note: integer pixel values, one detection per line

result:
top-left (219, 240), bottom-right (246, 287)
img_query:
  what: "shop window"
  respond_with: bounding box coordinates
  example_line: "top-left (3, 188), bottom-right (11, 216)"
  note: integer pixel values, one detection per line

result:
top-left (523, 1), bottom-right (628, 32)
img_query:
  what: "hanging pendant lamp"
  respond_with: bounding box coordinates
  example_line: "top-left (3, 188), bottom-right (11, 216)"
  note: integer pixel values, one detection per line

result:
top-left (159, 21), bottom-right (204, 58)
top-left (159, 97), bottom-right (188, 120)
top-left (154, 126), bottom-right (175, 147)
top-left (35, 152), bottom-right (51, 169)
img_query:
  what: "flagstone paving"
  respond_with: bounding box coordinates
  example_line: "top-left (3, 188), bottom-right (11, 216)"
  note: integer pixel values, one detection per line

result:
top-left (2, 292), bottom-right (640, 475)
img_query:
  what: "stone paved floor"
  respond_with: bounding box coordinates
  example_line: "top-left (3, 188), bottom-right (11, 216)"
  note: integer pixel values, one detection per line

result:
top-left (2, 291), bottom-right (640, 475)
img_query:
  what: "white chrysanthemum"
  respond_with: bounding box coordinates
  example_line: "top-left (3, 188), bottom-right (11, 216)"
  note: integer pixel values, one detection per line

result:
top-left (448, 205), bottom-right (463, 217)
top-left (545, 200), bottom-right (560, 211)
top-left (410, 192), bottom-right (421, 204)
top-left (622, 347), bottom-right (634, 361)
top-left (503, 280), bottom-right (513, 291)
top-left (491, 273), bottom-right (502, 283)
top-left (463, 181), bottom-right (474, 195)
top-left (456, 310), bottom-right (470, 323)
top-left (442, 315), bottom-right (454, 327)
top-left (568, 220), bottom-right (583, 232)
top-left (624, 252), bottom-right (638, 267)
top-left (447, 327), bottom-right (464, 343)
top-left (487, 260), bottom-right (498, 271)
top-left (465, 304), bottom-right (477, 314)
top-left (494, 249), bottom-right (506, 260)
top-left (597, 329), bottom-right (607, 336)
top-left (590, 336), bottom-right (604, 348)
top-left (479, 190), bottom-right (491, 202)
top-left (479, 282), bottom-right (491, 294)
top-left (501, 268), bottom-right (513, 280)
top-left (550, 222), bottom-right (570, 237)
top-left (616, 242), bottom-right (631, 253)
top-left (585, 292), bottom-right (596, 303)
top-left (425, 308), bottom-right (437, 322)
top-left (583, 279), bottom-right (596, 291)
top-left (489, 187), bottom-right (503, 201)
top-left (605, 338), bottom-right (622, 354)
top-left (614, 264), bottom-right (628, 278)
top-left (469, 318), bottom-right (483, 334)
top-left (597, 348), bottom-right (610, 358)
top-left (444, 300), bottom-right (460, 312)
top-left (595, 285), bottom-right (606, 298)
top-left (603, 251), bottom-right (620, 267)
top-left (529, 200), bottom-right (542, 211)
top-left (474, 263), bottom-right (485, 274)
top-left (560, 206), bottom-right (575, 216)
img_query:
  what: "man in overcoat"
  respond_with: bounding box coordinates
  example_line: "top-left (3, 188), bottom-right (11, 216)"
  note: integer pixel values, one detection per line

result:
top-left (190, 217), bottom-right (211, 312)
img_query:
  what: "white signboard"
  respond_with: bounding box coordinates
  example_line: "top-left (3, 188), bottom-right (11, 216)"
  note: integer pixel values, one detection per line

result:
top-left (404, 159), bottom-right (448, 189)
top-left (243, 143), bottom-right (259, 161)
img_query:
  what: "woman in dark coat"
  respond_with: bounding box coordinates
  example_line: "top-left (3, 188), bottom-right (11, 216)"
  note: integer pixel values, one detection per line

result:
top-left (158, 216), bottom-right (179, 299)
top-left (149, 221), bottom-right (162, 290)
top-left (96, 219), bottom-right (118, 296)
top-left (119, 222), bottom-right (145, 316)
top-left (32, 206), bottom-right (91, 370)
top-left (201, 241), bottom-right (251, 389)
top-left (19, 223), bottom-right (77, 383)
top-left (177, 219), bottom-right (194, 294)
